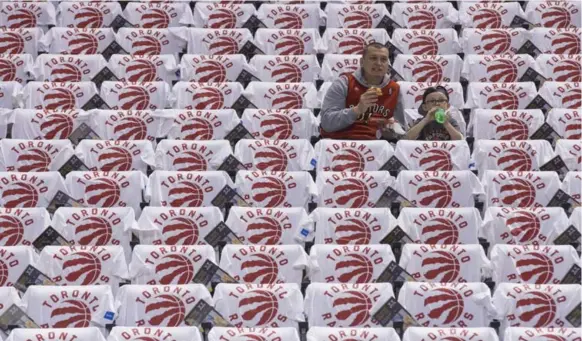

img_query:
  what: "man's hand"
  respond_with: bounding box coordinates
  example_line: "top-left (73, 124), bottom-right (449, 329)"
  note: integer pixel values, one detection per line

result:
top-left (354, 88), bottom-right (379, 118)
top-left (423, 107), bottom-right (438, 123)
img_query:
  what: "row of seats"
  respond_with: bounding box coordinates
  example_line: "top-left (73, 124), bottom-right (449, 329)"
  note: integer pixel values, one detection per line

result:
top-left (2, 205), bottom-right (579, 257)
top-left (0, 138), bottom-right (578, 175)
top-left (2, 53), bottom-right (580, 84)
top-left (0, 242), bottom-right (578, 289)
top-left (1, 1), bottom-right (580, 30)
top-left (2, 326), bottom-right (581, 341)
top-left (0, 169), bottom-right (578, 212)
top-left (0, 282), bottom-right (579, 334)
top-left (0, 80), bottom-right (580, 111)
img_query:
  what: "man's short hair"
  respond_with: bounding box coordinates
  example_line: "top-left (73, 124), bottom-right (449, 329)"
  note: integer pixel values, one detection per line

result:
top-left (362, 42), bottom-right (389, 58)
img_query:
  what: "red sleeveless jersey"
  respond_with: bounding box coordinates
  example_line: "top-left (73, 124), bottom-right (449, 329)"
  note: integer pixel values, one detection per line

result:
top-left (321, 73), bottom-right (400, 140)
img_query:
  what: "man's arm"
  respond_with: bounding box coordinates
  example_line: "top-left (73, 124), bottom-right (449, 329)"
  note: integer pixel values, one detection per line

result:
top-left (392, 91), bottom-right (405, 126)
top-left (320, 77), bottom-right (358, 133)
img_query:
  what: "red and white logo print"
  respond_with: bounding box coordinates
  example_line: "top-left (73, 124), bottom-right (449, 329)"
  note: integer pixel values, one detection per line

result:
top-left (270, 63), bottom-right (302, 83)
top-left (341, 11), bottom-right (373, 29)
top-left (554, 60), bottom-right (581, 82)
top-left (239, 253), bottom-right (280, 283)
top-left (0, 31), bottom-right (25, 54)
top-left (0, 215), bottom-right (24, 245)
top-left (408, 35), bottom-right (439, 55)
top-left (416, 179), bottom-right (453, 207)
top-left (195, 60), bottom-right (227, 83)
top-left (68, 33), bottom-right (99, 54)
top-left (84, 177), bottom-right (121, 207)
top-left (74, 8), bottom-right (104, 28)
top-left (155, 254), bottom-right (195, 284)
top-left (208, 9), bottom-right (238, 29)
top-left (333, 179), bottom-right (370, 208)
top-left (191, 87), bottom-right (224, 110)
top-left (412, 60), bottom-right (444, 82)
top-left (424, 288), bottom-right (465, 325)
top-left (330, 149), bottom-right (366, 172)
top-left (50, 300), bottom-right (92, 328)
top-left (5, 9), bottom-right (37, 28)
top-left (418, 150), bottom-right (453, 171)
top-left (420, 250), bottom-right (461, 282)
top-left (497, 149), bottom-right (533, 171)
top-left (37, 112), bottom-right (74, 139)
top-left (132, 36), bottom-right (162, 55)
top-left (274, 35), bottom-right (305, 55)
top-left (172, 151), bottom-right (208, 171)
top-left (487, 59), bottom-right (519, 82)
top-left (167, 181), bottom-right (205, 207)
top-left (499, 178), bottom-right (537, 207)
top-left (506, 210), bottom-right (542, 243)
top-left (42, 88), bottom-right (76, 110)
top-left (59, 251), bottom-right (103, 285)
top-left (259, 114), bottom-right (293, 140)
top-left (0, 58), bottom-right (16, 82)
top-left (97, 147), bottom-right (133, 171)
top-left (514, 251), bottom-right (557, 284)
top-left (126, 60), bottom-right (158, 82)
top-left (551, 32), bottom-right (581, 54)
top-left (113, 117), bottom-right (148, 140)
top-left (141, 9), bottom-right (171, 28)
top-left (254, 146), bottom-right (289, 171)
top-left (245, 216), bottom-right (283, 245)
top-left (481, 30), bottom-right (513, 54)
top-left (496, 118), bottom-right (529, 140)
top-left (487, 89), bottom-right (519, 109)
top-left (472, 8), bottom-right (503, 28)
top-left (162, 217), bottom-right (199, 245)
top-left (2, 182), bottom-right (39, 208)
top-left (420, 217), bottom-right (460, 244)
top-left (331, 290), bottom-right (374, 326)
top-left (516, 291), bottom-right (557, 327)
top-left (73, 216), bottom-right (113, 245)
top-left (208, 36), bottom-right (239, 55)
top-left (251, 177), bottom-right (287, 207)
top-left (269, 90), bottom-right (303, 110)
top-left (333, 253), bottom-right (374, 283)
top-left (238, 289), bottom-right (279, 326)
top-left (334, 218), bottom-right (372, 245)
top-left (562, 88), bottom-right (581, 108)
top-left (408, 11), bottom-right (437, 29)
top-left (144, 294), bottom-right (185, 326)
top-left (50, 64), bottom-right (83, 82)
top-left (338, 35), bottom-right (366, 54)
top-left (180, 117), bottom-right (214, 140)
top-left (118, 86), bottom-right (151, 110)
top-left (273, 11), bottom-right (303, 29)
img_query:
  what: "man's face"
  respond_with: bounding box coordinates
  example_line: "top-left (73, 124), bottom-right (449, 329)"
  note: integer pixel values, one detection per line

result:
top-left (361, 47), bottom-right (390, 77)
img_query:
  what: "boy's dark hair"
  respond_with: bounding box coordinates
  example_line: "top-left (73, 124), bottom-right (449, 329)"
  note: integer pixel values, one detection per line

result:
top-left (362, 42), bottom-right (389, 58)
top-left (421, 86), bottom-right (450, 104)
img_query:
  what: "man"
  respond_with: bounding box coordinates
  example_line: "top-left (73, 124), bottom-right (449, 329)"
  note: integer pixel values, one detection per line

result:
top-left (320, 42), bottom-right (405, 140)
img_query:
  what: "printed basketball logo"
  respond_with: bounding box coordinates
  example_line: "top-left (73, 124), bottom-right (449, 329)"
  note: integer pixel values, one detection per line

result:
top-left (162, 217), bottom-right (199, 244)
top-left (74, 7), bottom-right (104, 28)
top-left (238, 290), bottom-right (279, 326)
top-left (208, 9), bottom-right (237, 28)
top-left (145, 294), bottom-right (185, 326)
top-left (417, 179), bottom-right (452, 207)
top-left (271, 63), bottom-right (302, 83)
top-left (422, 250), bottom-right (460, 282)
top-left (339, 35), bottom-right (366, 54)
top-left (62, 251), bottom-right (102, 285)
top-left (43, 88), bottom-right (76, 110)
top-left (554, 60), bottom-right (581, 82)
top-left (421, 218), bottom-right (459, 244)
top-left (255, 146), bottom-right (288, 171)
top-left (331, 149), bottom-right (365, 172)
top-left (50, 300), bottom-right (91, 327)
top-left (173, 151), bottom-right (208, 171)
top-left (0, 215), bottom-right (24, 245)
top-left (126, 60), bottom-right (158, 82)
top-left (408, 36), bottom-right (438, 55)
top-left (497, 149), bottom-right (533, 171)
top-left (507, 210), bottom-right (541, 243)
top-left (413, 61), bottom-right (444, 82)
top-left (136, 338), bottom-right (159, 341)
top-left (562, 88), bottom-right (581, 108)
top-left (516, 291), bottom-right (556, 327)
top-left (2, 182), bottom-right (39, 207)
top-left (0, 260), bottom-right (7, 286)
top-left (487, 60), bottom-right (518, 82)
top-left (181, 118), bottom-right (214, 140)
top-left (40, 113), bottom-right (74, 139)
top-left (252, 177), bottom-right (287, 207)
top-left (196, 60), bottom-right (227, 82)
top-left (192, 87), bottom-right (224, 110)
top-left (85, 178), bottom-right (121, 207)
top-left (419, 150), bottom-right (452, 171)
top-left (334, 218), bottom-right (371, 244)
top-left (155, 254), bottom-right (195, 284)
top-left (7, 9), bottom-right (37, 28)
top-left (333, 290), bottom-right (373, 326)
top-left (69, 33), bottom-right (99, 54)
top-left (246, 217), bottom-right (282, 244)
top-left (209, 37), bottom-right (239, 55)
top-left (114, 117), bottom-right (148, 140)
top-left (15, 148), bottom-right (50, 172)
top-left (565, 117), bottom-right (581, 139)
top-left (496, 118), bottom-right (529, 140)
top-left (275, 36), bottom-right (305, 55)
top-left (481, 30), bottom-right (512, 54)
top-left (488, 89), bottom-right (519, 109)
top-left (168, 181), bottom-right (206, 207)
top-left (551, 32), bottom-right (580, 54)
top-left (132, 36), bottom-right (162, 55)
top-left (51, 63), bottom-right (83, 82)
top-left (141, 9), bottom-right (170, 28)
top-left (241, 253), bottom-right (279, 283)
top-left (542, 7), bottom-right (572, 28)
top-left (335, 253), bottom-right (373, 283)
top-left (408, 10), bottom-right (437, 29)
top-left (98, 147), bottom-right (133, 171)
top-left (236, 335), bottom-right (267, 341)
top-left (259, 114), bottom-right (293, 139)
top-left (425, 288), bottom-right (464, 324)
top-left (516, 252), bottom-right (555, 284)
top-left (473, 9), bottom-right (502, 28)
top-left (342, 11), bottom-right (373, 29)
top-left (334, 179), bottom-right (369, 208)
top-left (275, 12), bottom-right (303, 29)
top-left (0, 59), bottom-right (16, 81)
top-left (272, 91), bottom-right (303, 109)
top-left (119, 86), bottom-right (151, 110)
top-left (0, 32), bottom-right (24, 54)
top-left (74, 217), bottom-right (113, 244)
top-left (501, 178), bottom-right (536, 207)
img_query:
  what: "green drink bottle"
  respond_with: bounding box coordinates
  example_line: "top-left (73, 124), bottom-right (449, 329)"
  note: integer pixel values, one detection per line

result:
top-left (435, 108), bottom-right (446, 124)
